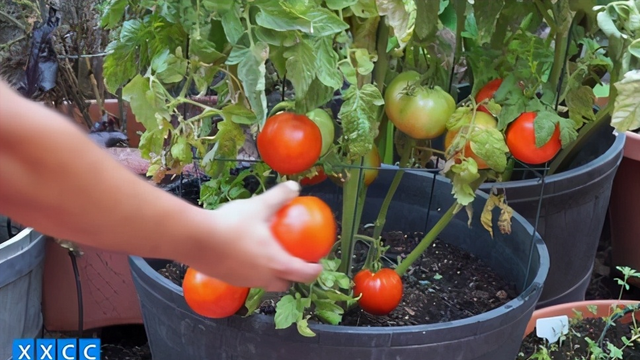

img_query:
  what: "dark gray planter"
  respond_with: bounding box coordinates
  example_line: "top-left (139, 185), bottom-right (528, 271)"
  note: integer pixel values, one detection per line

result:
top-left (479, 123), bottom-right (626, 308)
top-left (129, 168), bottom-right (549, 360)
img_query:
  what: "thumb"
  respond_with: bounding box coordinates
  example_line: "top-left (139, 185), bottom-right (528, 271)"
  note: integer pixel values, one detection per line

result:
top-left (256, 180), bottom-right (300, 213)
top-left (274, 256), bottom-right (323, 284)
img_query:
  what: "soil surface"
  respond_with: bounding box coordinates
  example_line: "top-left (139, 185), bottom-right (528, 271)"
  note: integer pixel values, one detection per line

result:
top-left (517, 315), bottom-right (640, 359)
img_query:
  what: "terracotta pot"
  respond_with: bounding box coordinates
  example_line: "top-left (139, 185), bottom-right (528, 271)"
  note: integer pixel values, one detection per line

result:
top-left (524, 300), bottom-right (640, 336)
top-left (56, 99), bottom-right (144, 148)
top-left (608, 130), bottom-right (640, 287)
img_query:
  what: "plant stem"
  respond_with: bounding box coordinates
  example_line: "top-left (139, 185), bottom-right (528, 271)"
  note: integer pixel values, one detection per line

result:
top-left (373, 21), bottom-right (393, 163)
top-left (395, 173), bottom-right (488, 276)
top-left (0, 10), bottom-right (25, 30)
top-left (337, 162), bottom-right (366, 275)
top-left (395, 204), bottom-right (456, 276)
top-left (371, 137), bottom-right (415, 240)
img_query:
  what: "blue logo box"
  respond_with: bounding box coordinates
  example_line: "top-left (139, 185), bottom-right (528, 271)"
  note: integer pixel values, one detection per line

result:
top-left (12, 338), bottom-right (101, 360)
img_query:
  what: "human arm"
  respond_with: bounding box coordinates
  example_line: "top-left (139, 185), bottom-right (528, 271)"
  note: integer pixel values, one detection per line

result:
top-left (0, 80), bottom-right (322, 291)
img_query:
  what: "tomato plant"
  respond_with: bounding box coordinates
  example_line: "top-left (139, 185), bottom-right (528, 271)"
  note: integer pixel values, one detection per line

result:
top-left (475, 79), bottom-right (503, 114)
top-left (353, 268), bottom-right (403, 316)
top-left (329, 144), bottom-right (381, 187)
top-left (182, 268), bottom-right (250, 319)
top-left (300, 167), bottom-right (327, 186)
top-left (306, 108), bottom-right (335, 156)
top-left (270, 196), bottom-right (336, 263)
top-left (257, 112), bottom-right (323, 175)
top-left (384, 71), bottom-right (456, 140)
top-left (444, 111), bottom-right (498, 169)
top-left (506, 112), bottom-right (562, 165)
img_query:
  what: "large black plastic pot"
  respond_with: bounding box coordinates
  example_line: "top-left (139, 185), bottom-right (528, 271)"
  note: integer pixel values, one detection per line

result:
top-left (479, 123), bottom-right (625, 308)
top-left (129, 168), bottom-right (549, 360)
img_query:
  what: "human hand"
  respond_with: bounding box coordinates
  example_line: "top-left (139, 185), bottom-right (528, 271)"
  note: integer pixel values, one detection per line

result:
top-left (185, 181), bottom-right (324, 292)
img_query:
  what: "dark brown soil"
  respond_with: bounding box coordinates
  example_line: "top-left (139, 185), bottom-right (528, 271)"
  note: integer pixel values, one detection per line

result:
top-left (517, 315), bottom-right (640, 359)
top-left (158, 228), bottom-right (518, 327)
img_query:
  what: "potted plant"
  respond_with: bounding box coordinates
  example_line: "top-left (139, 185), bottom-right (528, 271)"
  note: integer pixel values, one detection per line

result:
top-left (599, 0), bottom-right (640, 289)
top-left (518, 266), bottom-right (640, 359)
top-left (0, 223), bottom-right (46, 360)
top-left (96, 0), bottom-right (564, 359)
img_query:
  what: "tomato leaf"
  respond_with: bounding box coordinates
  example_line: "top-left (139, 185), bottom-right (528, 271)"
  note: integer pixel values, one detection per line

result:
top-left (284, 40), bottom-right (317, 99)
top-left (296, 317), bottom-right (316, 337)
top-left (238, 42), bottom-right (269, 125)
top-left (202, 120), bottom-right (245, 178)
top-left (100, 0), bottom-right (128, 29)
top-left (139, 128), bottom-right (167, 160)
top-left (612, 70), bottom-right (640, 132)
top-left (315, 37), bottom-right (343, 90)
top-left (313, 299), bottom-right (344, 325)
top-left (354, 48), bottom-right (375, 76)
top-left (532, 110), bottom-right (558, 148)
top-left (152, 48), bottom-right (188, 84)
top-left (469, 127), bottom-right (509, 172)
top-left (274, 295), bottom-right (301, 330)
top-left (472, 0), bottom-right (505, 45)
top-left (326, 0), bottom-right (358, 10)
top-left (446, 158), bottom-right (480, 206)
top-left (481, 193), bottom-right (498, 238)
top-left (122, 75), bottom-right (170, 131)
top-left (243, 288), bottom-right (265, 316)
top-left (413, 0), bottom-right (440, 43)
top-left (306, 8), bottom-right (350, 36)
top-left (221, 9), bottom-right (245, 44)
top-left (446, 107), bottom-right (472, 131)
top-left (339, 84), bottom-right (384, 158)
top-left (171, 137), bottom-right (193, 164)
top-left (565, 86), bottom-right (596, 128)
top-left (222, 103), bottom-right (258, 125)
top-left (351, 0), bottom-right (379, 18)
top-left (320, 258), bottom-right (341, 272)
top-left (295, 78), bottom-right (337, 115)
top-left (376, 0), bottom-right (410, 43)
top-left (321, 288), bottom-right (357, 302)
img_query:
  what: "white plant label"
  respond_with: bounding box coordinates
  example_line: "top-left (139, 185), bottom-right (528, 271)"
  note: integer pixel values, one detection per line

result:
top-left (536, 315), bottom-right (569, 343)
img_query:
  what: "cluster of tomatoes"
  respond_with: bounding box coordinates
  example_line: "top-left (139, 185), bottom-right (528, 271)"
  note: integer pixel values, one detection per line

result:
top-left (385, 72), bottom-right (562, 166)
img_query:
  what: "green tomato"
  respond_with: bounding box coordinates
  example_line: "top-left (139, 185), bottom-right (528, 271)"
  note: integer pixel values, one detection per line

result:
top-left (306, 108), bottom-right (335, 156)
top-left (384, 71), bottom-right (456, 140)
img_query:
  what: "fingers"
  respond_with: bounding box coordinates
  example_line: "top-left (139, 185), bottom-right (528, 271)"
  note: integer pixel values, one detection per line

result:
top-left (273, 256), bottom-right (323, 285)
top-left (255, 180), bottom-right (300, 214)
top-left (265, 279), bottom-right (292, 293)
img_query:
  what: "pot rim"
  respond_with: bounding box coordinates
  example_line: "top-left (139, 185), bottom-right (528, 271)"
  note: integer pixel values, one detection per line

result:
top-left (129, 169), bottom-right (550, 335)
top-left (524, 299), bottom-right (640, 336)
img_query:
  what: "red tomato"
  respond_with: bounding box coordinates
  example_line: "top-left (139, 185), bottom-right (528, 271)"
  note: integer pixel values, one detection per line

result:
top-left (475, 78), bottom-right (503, 114)
top-left (353, 268), bottom-right (403, 316)
top-left (506, 112), bottom-right (562, 165)
top-left (271, 196), bottom-right (336, 263)
top-left (444, 111), bottom-right (498, 169)
top-left (182, 268), bottom-right (249, 318)
top-left (300, 167), bottom-right (327, 186)
top-left (257, 112), bottom-right (322, 175)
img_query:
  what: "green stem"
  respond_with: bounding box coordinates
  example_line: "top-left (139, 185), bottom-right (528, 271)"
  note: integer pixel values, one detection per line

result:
top-left (395, 204), bottom-right (456, 276)
top-left (373, 21), bottom-right (393, 164)
top-left (337, 162), bottom-right (366, 275)
top-left (371, 137), bottom-right (415, 241)
top-left (395, 174), bottom-right (488, 276)
top-left (0, 10), bottom-right (25, 30)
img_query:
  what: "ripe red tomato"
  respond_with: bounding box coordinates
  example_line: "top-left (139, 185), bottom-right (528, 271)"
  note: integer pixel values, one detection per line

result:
top-left (300, 167), bottom-right (327, 186)
top-left (385, 71), bottom-right (456, 140)
top-left (271, 196), bottom-right (336, 263)
top-left (506, 112), bottom-right (562, 165)
top-left (257, 112), bottom-right (322, 175)
top-left (475, 78), bottom-right (503, 114)
top-left (182, 267), bottom-right (249, 319)
top-left (353, 268), bottom-right (403, 316)
top-left (444, 111), bottom-right (498, 169)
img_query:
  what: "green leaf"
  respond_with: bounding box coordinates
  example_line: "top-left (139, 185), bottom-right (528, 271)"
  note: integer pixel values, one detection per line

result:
top-left (469, 127), bottom-right (509, 172)
top-left (238, 42), bottom-right (269, 125)
top-left (339, 62), bottom-right (358, 84)
top-left (154, 49), bottom-right (188, 84)
top-left (201, 0), bottom-right (234, 12)
top-left (122, 75), bottom-right (169, 130)
top-left (612, 70), bottom-right (640, 132)
top-left (226, 45), bottom-right (251, 65)
top-left (274, 295), bottom-right (301, 330)
top-left (472, 0), bottom-right (505, 45)
top-left (295, 78), bottom-right (336, 114)
top-left (496, 98), bottom-right (526, 130)
top-left (596, 9), bottom-right (624, 39)
top-left (139, 128), bottom-right (166, 159)
top-left (376, 0), bottom-right (410, 40)
top-left (322, 289), bottom-right (357, 302)
top-left (255, 3), bottom-right (312, 33)
top-left (354, 48), bottom-right (375, 75)
top-left (448, 159), bottom-right (480, 206)
top-left (306, 8), bottom-right (350, 36)
top-left (338, 84), bottom-right (384, 158)
top-left (103, 41), bottom-right (138, 93)
top-left (446, 107), bottom-right (472, 131)
top-left (351, 0), bottom-right (379, 18)
top-left (202, 120), bottom-right (245, 178)
top-left (565, 86), bottom-right (596, 128)
top-left (533, 111), bottom-right (559, 148)
top-left (296, 317), bottom-right (316, 337)
top-left (630, 38), bottom-right (640, 59)
top-left (171, 137), bottom-right (193, 163)
top-left (556, 116), bottom-right (579, 147)
top-left (313, 299), bottom-right (344, 325)
top-left (222, 103), bottom-right (258, 125)
top-left (327, 0), bottom-right (358, 10)
top-left (284, 40), bottom-right (317, 98)
top-left (190, 37), bottom-right (225, 64)
top-left (414, 0), bottom-right (440, 43)
top-left (221, 10), bottom-right (245, 44)
top-left (100, 0), bottom-right (128, 29)
top-left (315, 37), bottom-right (343, 89)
